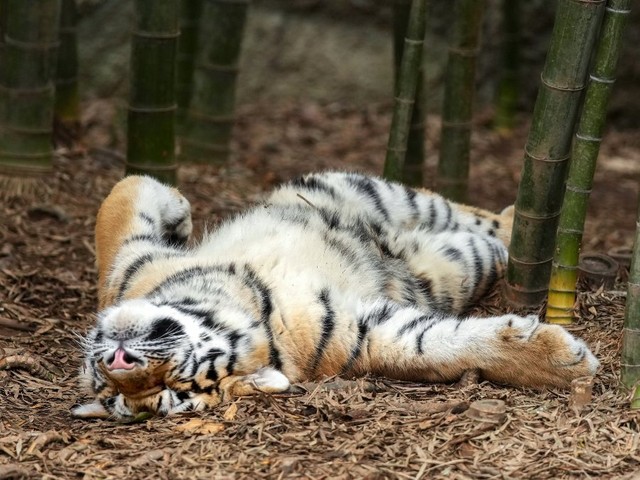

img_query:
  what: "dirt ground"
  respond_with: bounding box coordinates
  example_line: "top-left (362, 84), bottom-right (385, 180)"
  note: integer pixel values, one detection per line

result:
top-left (1, 101), bottom-right (640, 479)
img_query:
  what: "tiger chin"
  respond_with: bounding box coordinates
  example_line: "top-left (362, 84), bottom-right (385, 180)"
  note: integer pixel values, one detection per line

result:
top-left (72, 171), bottom-right (599, 421)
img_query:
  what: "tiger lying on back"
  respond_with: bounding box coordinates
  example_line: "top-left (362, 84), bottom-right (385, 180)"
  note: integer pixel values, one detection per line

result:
top-left (73, 171), bottom-right (599, 420)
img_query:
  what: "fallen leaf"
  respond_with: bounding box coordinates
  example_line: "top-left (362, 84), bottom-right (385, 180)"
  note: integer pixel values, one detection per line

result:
top-left (223, 402), bottom-right (238, 421)
top-left (175, 418), bottom-right (225, 435)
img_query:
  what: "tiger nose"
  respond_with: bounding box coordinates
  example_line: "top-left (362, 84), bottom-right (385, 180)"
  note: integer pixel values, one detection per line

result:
top-left (107, 347), bottom-right (138, 370)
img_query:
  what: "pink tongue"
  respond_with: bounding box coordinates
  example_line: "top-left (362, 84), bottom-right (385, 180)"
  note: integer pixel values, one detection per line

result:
top-left (109, 348), bottom-right (136, 370)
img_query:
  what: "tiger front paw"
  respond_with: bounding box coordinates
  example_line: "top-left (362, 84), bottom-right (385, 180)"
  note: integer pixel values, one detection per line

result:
top-left (140, 177), bottom-right (193, 245)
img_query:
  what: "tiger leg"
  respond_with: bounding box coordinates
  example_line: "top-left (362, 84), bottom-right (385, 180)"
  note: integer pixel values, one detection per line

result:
top-left (387, 230), bottom-right (507, 314)
top-left (95, 176), bottom-right (192, 308)
top-left (347, 299), bottom-right (599, 389)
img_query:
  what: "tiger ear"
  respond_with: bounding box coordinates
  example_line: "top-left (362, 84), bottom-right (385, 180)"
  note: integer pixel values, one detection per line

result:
top-left (71, 401), bottom-right (109, 419)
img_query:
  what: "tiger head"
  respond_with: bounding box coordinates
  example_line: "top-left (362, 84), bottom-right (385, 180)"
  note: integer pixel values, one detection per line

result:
top-left (73, 298), bottom-right (231, 419)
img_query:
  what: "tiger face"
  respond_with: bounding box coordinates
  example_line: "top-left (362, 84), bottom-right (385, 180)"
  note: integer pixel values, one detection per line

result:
top-left (77, 299), bottom-right (223, 418)
top-left (75, 296), bottom-right (284, 419)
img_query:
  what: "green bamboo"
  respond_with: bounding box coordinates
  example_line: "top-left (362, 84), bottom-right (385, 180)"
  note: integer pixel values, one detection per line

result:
top-left (436, 0), bottom-right (486, 203)
top-left (176, 0), bottom-right (202, 131)
top-left (494, 0), bottom-right (520, 132)
top-left (622, 195), bottom-right (640, 408)
top-left (125, 0), bottom-right (180, 185)
top-left (180, 0), bottom-right (248, 164)
top-left (383, 0), bottom-right (426, 182)
top-left (0, 0), bottom-right (61, 195)
top-left (54, 0), bottom-right (79, 128)
top-left (504, 0), bottom-right (605, 307)
top-left (393, 0), bottom-right (425, 187)
top-left (547, 0), bottom-right (631, 324)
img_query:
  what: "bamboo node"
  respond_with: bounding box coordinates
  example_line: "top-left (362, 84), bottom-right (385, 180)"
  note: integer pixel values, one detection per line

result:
top-left (187, 109), bottom-right (235, 124)
top-left (133, 30), bottom-right (180, 40)
top-left (564, 184), bottom-right (592, 194)
top-left (540, 73), bottom-right (585, 92)
top-left (508, 255), bottom-right (553, 267)
top-left (394, 96), bottom-right (415, 105)
top-left (447, 46), bottom-right (480, 57)
top-left (3, 35), bottom-right (60, 50)
top-left (605, 6), bottom-right (631, 14)
top-left (128, 104), bottom-right (177, 114)
top-left (179, 137), bottom-right (230, 154)
top-left (550, 261), bottom-right (579, 271)
top-left (514, 207), bottom-right (561, 221)
top-left (523, 145), bottom-right (570, 163)
top-left (0, 83), bottom-right (55, 95)
top-left (441, 120), bottom-right (471, 129)
top-left (556, 226), bottom-right (584, 235)
top-left (403, 38), bottom-right (424, 46)
top-left (588, 74), bottom-right (615, 85)
top-left (575, 132), bottom-right (602, 142)
top-left (125, 163), bottom-right (179, 172)
top-left (197, 62), bottom-right (239, 73)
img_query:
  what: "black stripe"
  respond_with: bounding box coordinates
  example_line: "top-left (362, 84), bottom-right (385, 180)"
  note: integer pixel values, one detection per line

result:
top-left (291, 175), bottom-right (338, 199)
top-left (226, 331), bottom-right (242, 374)
top-left (139, 212), bottom-right (156, 227)
top-left (145, 264), bottom-right (232, 297)
top-left (317, 208), bottom-right (341, 230)
top-left (442, 200), bottom-right (453, 230)
top-left (397, 314), bottom-right (431, 337)
top-left (415, 322), bottom-right (437, 355)
top-left (362, 302), bottom-right (399, 326)
top-left (427, 200), bottom-right (436, 228)
top-left (242, 266), bottom-right (282, 370)
top-left (123, 234), bottom-right (159, 245)
top-left (416, 278), bottom-right (434, 303)
top-left (347, 175), bottom-right (390, 222)
top-left (443, 247), bottom-right (464, 261)
top-left (404, 186), bottom-right (420, 220)
top-left (205, 348), bottom-right (225, 381)
top-left (468, 238), bottom-right (484, 296)
top-left (324, 236), bottom-right (360, 266)
top-left (147, 317), bottom-right (185, 341)
top-left (117, 253), bottom-right (155, 299)
top-left (309, 289), bottom-right (335, 373)
top-left (341, 322), bottom-right (369, 375)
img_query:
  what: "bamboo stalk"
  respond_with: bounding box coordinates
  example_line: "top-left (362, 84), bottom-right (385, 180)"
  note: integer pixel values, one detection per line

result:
top-left (504, 0), bottom-right (605, 307)
top-left (125, 0), bottom-right (180, 185)
top-left (383, 0), bottom-right (426, 182)
top-left (180, 0), bottom-right (248, 164)
top-left (0, 0), bottom-right (61, 197)
top-left (436, 0), bottom-right (486, 203)
top-left (176, 0), bottom-right (202, 132)
top-left (393, 0), bottom-right (425, 187)
top-left (54, 0), bottom-right (79, 128)
top-left (546, 0), bottom-right (631, 324)
top-left (622, 195), bottom-right (640, 408)
top-left (623, 225), bottom-right (640, 408)
top-left (494, 0), bottom-right (520, 132)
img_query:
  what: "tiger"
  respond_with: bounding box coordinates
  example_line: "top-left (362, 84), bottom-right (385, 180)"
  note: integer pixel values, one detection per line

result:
top-left (72, 171), bottom-right (599, 420)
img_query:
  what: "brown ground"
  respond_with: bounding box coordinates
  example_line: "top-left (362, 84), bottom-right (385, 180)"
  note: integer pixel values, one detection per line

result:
top-left (1, 101), bottom-right (639, 479)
